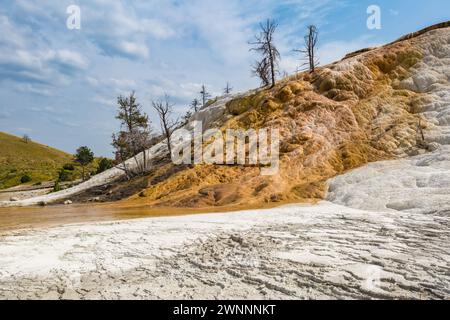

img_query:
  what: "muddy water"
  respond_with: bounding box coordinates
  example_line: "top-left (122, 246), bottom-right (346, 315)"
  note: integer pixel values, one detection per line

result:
top-left (0, 204), bottom-right (201, 233)
top-left (0, 202), bottom-right (292, 233)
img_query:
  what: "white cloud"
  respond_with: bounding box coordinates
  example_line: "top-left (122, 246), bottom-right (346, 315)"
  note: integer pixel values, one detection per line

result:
top-left (389, 9), bottom-right (400, 16)
top-left (0, 47), bottom-right (88, 85)
top-left (80, 0), bottom-right (176, 60)
top-left (86, 76), bottom-right (137, 93)
top-left (45, 50), bottom-right (89, 70)
top-left (177, 0), bottom-right (259, 63)
top-left (14, 83), bottom-right (52, 96)
top-left (279, 55), bottom-right (302, 74)
top-left (142, 19), bottom-right (176, 39)
top-left (0, 13), bottom-right (88, 86)
top-left (92, 95), bottom-right (116, 108)
top-left (0, 15), bottom-right (26, 48)
top-left (318, 38), bottom-right (380, 66)
top-left (118, 41), bottom-right (150, 60)
top-left (144, 76), bottom-right (220, 104)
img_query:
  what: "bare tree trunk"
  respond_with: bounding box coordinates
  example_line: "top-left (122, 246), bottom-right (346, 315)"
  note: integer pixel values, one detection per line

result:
top-left (143, 148), bottom-right (147, 173)
top-left (309, 31), bottom-right (315, 72)
top-left (162, 120), bottom-right (172, 156)
top-left (268, 42), bottom-right (276, 87)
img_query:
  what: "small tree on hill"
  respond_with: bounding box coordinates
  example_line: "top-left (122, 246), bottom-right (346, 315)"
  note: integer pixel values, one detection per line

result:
top-left (190, 98), bottom-right (200, 113)
top-left (199, 85), bottom-right (211, 108)
top-left (75, 146), bottom-right (94, 181)
top-left (182, 110), bottom-right (193, 126)
top-left (22, 134), bottom-right (31, 143)
top-left (249, 19), bottom-right (280, 88)
top-left (152, 95), bottom-right (179, 157)
top-left (96, 158), bottom-right (113, 174)
top-left (112, 92), bottom-right (152, 177)
top-left (112, 132), bottom-right (131, 177)
top-left (224, 82), bottom-right (233, 94)
top-left (295, 25), bottom-right (319, 73)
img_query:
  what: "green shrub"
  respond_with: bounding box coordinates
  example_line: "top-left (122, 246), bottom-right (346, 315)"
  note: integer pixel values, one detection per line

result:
top-left (96, 158), bottom-right (113, 174)
top-left (53, 181), bottom-right (61, 192)
top-left (20, 174), bottom-right (32, 184)
top-left (58, 168), bottom-right (75, 182)
top-left (63, 163), bottom-right (75, 171)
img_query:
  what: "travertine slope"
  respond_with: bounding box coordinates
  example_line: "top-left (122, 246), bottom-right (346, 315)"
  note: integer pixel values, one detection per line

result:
top-left (1, 23), bottom-right (449, 209)
top-left (328, 25), bottom-right (450, 213)
top-left (128, 23), bottom-right (450, 208)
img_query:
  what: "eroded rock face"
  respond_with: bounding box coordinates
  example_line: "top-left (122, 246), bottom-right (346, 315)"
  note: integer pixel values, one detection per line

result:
top-left (3, 25), bottom-right (449, 209)
top-left (130, 26), bottom-right (450, 208)
top-left (328, 27), bottom-right (450, 214)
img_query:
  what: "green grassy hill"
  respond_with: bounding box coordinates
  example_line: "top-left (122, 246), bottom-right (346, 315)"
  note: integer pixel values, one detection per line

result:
top-left (0, 132), bottom-right (74, 189)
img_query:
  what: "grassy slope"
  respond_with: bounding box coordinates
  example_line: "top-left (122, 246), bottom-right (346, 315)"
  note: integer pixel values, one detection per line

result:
top-left (0, 132), bottom-right (73, 189)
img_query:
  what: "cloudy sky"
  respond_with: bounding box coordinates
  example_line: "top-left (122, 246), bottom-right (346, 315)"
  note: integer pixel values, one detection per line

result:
top-left (1, 0), bottom-right (449, 156)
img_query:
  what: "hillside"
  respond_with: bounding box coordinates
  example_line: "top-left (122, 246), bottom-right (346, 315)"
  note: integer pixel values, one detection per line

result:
top-left (124, 22), bottom-right (449, 208)
top-left (0, 132), bottom-right (73, 189)
top-left (1, 22), bottom-right (449, 208)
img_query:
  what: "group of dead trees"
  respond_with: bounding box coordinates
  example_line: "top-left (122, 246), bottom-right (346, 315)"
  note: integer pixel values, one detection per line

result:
top-left (112, 83), bottom-right (224, 178)
top-left (250, 20), bottom-right (319, 88)
top-left (110, 20), bottom-right (320, 178)
top-left (180, 85), bottom-right (211, 126)
top-left (181, 82), bottom-right (232, 126)
top-left (112, 92), bottom-right (178, 179)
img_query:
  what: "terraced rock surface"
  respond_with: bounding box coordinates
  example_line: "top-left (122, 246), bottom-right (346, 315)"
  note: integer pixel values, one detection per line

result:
top-left (0, 24), bottom-right (449, 300)
top-left (0, 203), bottom-right (448, 299)
top-left (3, 24), bottom-right (449, 209)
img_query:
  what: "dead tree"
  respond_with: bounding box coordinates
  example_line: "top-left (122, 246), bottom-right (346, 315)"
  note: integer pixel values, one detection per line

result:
top-left (190, 98), bottom-right (200, 112)
top-left (295, 25), bottom-right (319, 73)
top-left (181, 109), bottom-right (193, 126)
top-left (252, 58), bottom-right (271, 87)
top-left (152, 95), bottom-right (178, 156)
top-left (249, 19), bottom-right (280, 88)
top-left (22, 134), bottom-right (31, 143)
top-left (224, 82), bottom-right (233, 94)
top-left (199, 85), bottom-right (211, 108)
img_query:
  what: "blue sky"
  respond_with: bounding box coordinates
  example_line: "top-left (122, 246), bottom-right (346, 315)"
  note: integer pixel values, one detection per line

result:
top-left (0, 0), bottom-right (449, 156)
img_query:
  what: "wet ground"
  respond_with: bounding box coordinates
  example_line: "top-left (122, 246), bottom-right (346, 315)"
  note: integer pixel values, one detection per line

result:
top-left (0, 202), bottom-right (448, 299)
